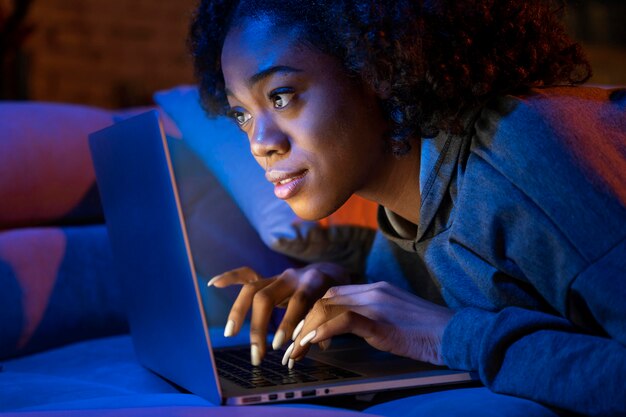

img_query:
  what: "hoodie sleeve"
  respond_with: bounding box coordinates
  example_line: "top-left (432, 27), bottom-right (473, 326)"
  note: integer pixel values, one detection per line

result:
top-left (440, 87), bottom-right (626, 416)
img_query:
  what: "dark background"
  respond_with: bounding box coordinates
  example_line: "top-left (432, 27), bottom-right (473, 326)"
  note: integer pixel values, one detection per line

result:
top-left (1, 0), bottom-right (625, 108)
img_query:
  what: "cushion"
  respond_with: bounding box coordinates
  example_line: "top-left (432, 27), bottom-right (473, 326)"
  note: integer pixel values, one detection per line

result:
top-left (0, 335), bottom-right (199, 411)
top-left (153, 86), bottom-right (378, 273)
top-left (0, 102), bottom-right (113, 229)
top-left (0, 225), bottom-right (127, 360)
top-left (0, 134), bottom-right (302, 359)
top-left (364, 387), bottom-right (559, 417)
top-left (0, 335), bottom-right (376, 415)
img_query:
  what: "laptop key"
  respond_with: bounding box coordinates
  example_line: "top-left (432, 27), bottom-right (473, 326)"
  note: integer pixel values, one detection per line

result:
top-left (293, 374), bottom-right (317, 383)
top-left (215, 347), bottom-right (362, 389)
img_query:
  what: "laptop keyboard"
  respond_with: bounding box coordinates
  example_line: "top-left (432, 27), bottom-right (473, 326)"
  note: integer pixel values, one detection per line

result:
top-left (215, 347), bottom-right (361, 389)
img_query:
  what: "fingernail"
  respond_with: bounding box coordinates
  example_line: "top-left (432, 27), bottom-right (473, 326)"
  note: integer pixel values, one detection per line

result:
top-left (207, 275), bottom-right (222, 287)
top-left (282, 342), bottom-right (295, 366)
top-left (272, 329), bottom-right (285, 350)
top-left (292, 319), bottom-right (305, 340)
top-left (251, 344), bottom-right (261, 366)
top-left (224, 320), bottom-right (235, 337)
top-left (288, 358), bottom-right (295, 369)
top-left (300, 330), bottom-right (316, 346)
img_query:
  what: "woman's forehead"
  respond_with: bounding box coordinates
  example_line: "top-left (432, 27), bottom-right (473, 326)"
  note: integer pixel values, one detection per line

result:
top-left (221, 17), bottom-right (321, 88)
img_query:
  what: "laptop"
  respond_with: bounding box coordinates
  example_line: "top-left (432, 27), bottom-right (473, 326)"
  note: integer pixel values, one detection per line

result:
top-left (88, 110), bottom-right (475, 406)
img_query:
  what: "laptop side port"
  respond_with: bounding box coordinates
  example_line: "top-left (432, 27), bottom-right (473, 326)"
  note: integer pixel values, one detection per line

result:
top-left (302, 389), bottom-right (316, 398)
top-left (269, 394), bottom-right (278, 401)
top-left (242, 396), bottom-right (262, 404)
top-left (285, 392), bottom-right (295, 399)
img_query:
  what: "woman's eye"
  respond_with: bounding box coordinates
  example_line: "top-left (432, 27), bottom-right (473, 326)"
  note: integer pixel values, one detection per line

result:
top-left (229, 110), bottom-right (251, 126)
top-left (270, 90), bottom-right (295, 109)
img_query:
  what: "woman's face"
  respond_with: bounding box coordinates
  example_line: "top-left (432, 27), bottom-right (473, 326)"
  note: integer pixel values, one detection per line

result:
top-left (220, 17), bottom-right (390, 220)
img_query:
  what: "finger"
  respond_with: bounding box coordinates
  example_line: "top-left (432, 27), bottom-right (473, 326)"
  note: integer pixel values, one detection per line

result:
top-left (318, 338), bottom-right (332, 351)
top-left (317, 293), bottom-right (380, 308)
top-left (289, 302), bottom-right (348, 360)
top-left (292, 319), bottom-right (305, 341)
top-left (274, 288), bottom-right (316, 347)
top-left (324, 281), bottom-right (418, 305)
top-left (225, 279), bottom-right (273, 337)
top-left (282, 342), bottom-right (296, 366)
top-left (317, 310), bottom-right (380, 342)
top-left (322, 284), bottom-right (372, 299)
top-left (272, 269), bottom-right (329, 349)
top-left (290, 301), bottom-right (388, 361)
top-left (208, 267), bottom-right (263, 288)
top-left (320, 292), bottom-right (414, 320)
top-left (284, 342), bottom-right (312, 368)
top-left (271, 316), bottom-right (301, 351)
top-left (295, 310), bottom-right (383, 359)
top-left (249, 279), bottom-right (296, 362)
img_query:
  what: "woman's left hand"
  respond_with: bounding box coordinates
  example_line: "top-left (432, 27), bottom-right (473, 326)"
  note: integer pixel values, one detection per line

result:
top-left (288, 281), bottom-right (454, 366)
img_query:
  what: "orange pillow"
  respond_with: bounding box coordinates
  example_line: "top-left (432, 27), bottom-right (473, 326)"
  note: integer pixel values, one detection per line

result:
top-left (319, 195), bottom-right (378, 230)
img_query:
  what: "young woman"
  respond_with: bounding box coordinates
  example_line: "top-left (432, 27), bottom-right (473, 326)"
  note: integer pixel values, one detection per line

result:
top-left (189, 1), bottom-right (626, 415)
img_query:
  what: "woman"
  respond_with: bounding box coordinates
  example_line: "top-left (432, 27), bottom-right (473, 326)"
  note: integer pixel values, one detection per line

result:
top-left (189, 1), bottom-right (626, 415)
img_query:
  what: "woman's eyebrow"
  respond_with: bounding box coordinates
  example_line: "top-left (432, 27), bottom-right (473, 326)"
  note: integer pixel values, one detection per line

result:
top-left (225, 65), bottom-right (302, 97)
top-left (248, 65), bottom-right (302, 88)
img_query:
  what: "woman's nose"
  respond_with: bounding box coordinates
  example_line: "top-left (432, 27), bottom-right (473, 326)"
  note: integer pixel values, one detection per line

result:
top-left (249, 116), bottom-right (290, 158)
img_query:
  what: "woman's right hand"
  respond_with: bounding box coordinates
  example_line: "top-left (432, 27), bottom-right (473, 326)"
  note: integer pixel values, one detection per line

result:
top-left (207, 262), bottom-right (353, 366)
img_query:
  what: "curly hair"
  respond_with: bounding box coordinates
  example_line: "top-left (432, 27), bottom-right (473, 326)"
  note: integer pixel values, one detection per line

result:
top-left (189, 0), bottom-right (591, 156)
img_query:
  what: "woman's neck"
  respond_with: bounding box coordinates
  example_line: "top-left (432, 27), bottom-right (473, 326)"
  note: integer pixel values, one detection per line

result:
top-left (357, 142), bottom-right (421, 225)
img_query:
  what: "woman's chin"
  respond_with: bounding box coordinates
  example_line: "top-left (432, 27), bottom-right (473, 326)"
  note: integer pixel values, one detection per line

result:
top-left (288, 203), bottom-right (327, 221)
top-left (287, 196), bottom-right (345, 221)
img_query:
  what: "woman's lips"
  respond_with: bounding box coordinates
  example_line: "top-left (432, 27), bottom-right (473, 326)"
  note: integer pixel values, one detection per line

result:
top-left (266, 170), bottom-right (308, 200)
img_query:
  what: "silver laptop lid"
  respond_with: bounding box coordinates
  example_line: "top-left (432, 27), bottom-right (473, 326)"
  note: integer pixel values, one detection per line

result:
top-left (88, 110), bottom-right (222, 405)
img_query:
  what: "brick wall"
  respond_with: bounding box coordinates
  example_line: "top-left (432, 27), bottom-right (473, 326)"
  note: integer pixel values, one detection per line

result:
top-left (17, 0), bottom-right (626, 108)
top-left (24, 0), bottom-right (197, 108)
top-left (565, 0), bottom-right (626, 87)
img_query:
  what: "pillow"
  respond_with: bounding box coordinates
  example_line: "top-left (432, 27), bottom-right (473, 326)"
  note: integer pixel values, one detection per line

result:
top-left (0, 102), bottom-right (113, 229)
top-left (0, 225), bottom-right (128, 360)
top-left (0, 135), bottom-right (302, 359)
top-left (154, 86), bottom-right (378, 273)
